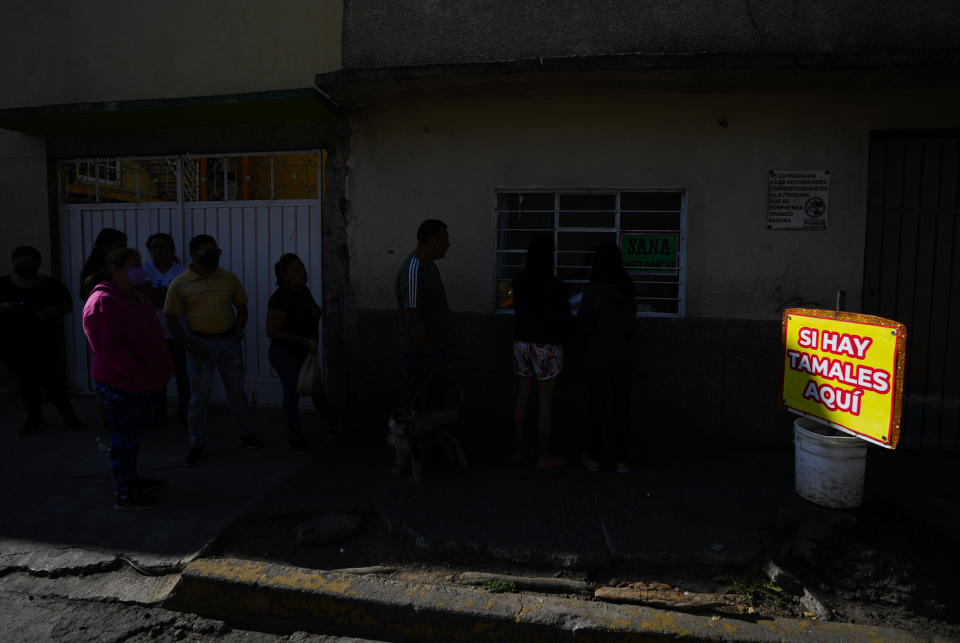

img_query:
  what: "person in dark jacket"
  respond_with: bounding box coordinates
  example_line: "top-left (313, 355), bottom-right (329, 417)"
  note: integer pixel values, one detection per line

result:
top-left (577, 242), bottom-right (637, 473)
top-left (0, 246), bottom-right (83, 435)
top-left (266, 253), bottom-right (341, 454)
top-left (512, 234), bottom-right (572, 468)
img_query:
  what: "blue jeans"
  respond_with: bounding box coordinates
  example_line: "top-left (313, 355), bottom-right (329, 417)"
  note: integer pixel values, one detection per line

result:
top-left (93, 380), bottom-right (151, 497)
top-left (187, 336), bottom-right (250, 447)
top-left (268, 344), bottom-right (340, 437)
top-left (399, 349), bottom-right (444, 413)
top-left (151, 339), bottom-right (190, 419)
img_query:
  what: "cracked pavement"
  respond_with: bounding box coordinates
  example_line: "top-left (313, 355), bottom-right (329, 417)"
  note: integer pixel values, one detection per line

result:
top-left (4, 394), bottom-right (957, 640)
top-left (0, 395), bottom-right (311, 603)
top-left (0, 591), bottom-right (383, 642)
top-left (214, 440), bottom-right (797, 573)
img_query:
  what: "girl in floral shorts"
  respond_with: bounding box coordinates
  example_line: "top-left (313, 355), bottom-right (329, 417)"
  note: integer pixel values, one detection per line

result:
top-left (511, 234), bottom-right (572, 468)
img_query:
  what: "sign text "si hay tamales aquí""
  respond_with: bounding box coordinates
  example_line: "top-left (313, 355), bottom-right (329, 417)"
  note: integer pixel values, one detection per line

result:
top-left (780, 308), bottom-right (906, 448)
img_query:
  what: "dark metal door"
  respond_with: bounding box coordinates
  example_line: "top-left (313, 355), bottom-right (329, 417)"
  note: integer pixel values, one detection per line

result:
top-left (863, 132), bottom-right (960, 449)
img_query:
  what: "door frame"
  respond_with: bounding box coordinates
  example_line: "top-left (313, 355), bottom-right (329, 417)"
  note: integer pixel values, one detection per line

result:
top-left (57, 150), bottom-right (325, 407)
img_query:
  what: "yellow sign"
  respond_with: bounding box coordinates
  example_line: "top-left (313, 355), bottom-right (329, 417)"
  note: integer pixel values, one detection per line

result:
top-left (780, 308), bottom-right (906, 449)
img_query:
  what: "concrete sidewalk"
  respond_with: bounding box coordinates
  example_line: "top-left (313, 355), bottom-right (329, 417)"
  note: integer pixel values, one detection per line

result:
top-left (206, 428), bottom-right (960, 569)
top-left (3, 393), bottom-right (958, 640)
top-left (181, 413), bottom-right (958, 640)
top-left (213, 441), bottom-right (799, 570)
top-left (0, 394), bottom-right (309, 588)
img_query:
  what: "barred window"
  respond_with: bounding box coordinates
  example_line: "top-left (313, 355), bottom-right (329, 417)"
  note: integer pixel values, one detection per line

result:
top-left (495, 191), bottom-right (685, 316)
top-left (76, 160), bottom-right (120, 185)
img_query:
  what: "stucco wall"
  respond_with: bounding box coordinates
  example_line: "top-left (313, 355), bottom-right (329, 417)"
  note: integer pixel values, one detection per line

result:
top-left (343, 0), bottom-right (960, 68)
top-left (0, 130), bottom-right (49, 266)
top-left (0, 129), bottom-right (50, 398)
top-left (0, 0), bottom-right (342, 109)
top-left (346, 85), bottom-right (960, 320)
top-left (350, 310), bottom-right (788, 450)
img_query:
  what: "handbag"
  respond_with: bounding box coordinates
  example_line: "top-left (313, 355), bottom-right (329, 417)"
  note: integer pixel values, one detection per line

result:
top-left (297, 353), bottom-right (320, 395)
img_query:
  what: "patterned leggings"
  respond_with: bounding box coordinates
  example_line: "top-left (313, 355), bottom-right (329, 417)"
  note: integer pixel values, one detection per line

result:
top-left (93, 381), bottom-right (151, 497)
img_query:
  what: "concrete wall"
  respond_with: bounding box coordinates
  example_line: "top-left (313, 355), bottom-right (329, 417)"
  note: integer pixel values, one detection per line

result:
top-left (0, 0), bottom-right (344, 311)
top-left (335, 81), bottom-right (960, 448)
top-left (0, 129), bottom-right (49, 398)
top-left (0, 130), bottom-right (49, 266)
top-left (0, 0), bottom-right (342, 109)
top-left (352, 311), bottom-right (786, 452)
top-left (346, 84), bottom-right (960, 319)
top-left (343, 0), bottom-right (960, 68)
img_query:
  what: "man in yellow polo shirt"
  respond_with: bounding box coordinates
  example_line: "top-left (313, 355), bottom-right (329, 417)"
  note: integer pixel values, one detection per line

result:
top-left (164, 234), bottom-right (260, 466)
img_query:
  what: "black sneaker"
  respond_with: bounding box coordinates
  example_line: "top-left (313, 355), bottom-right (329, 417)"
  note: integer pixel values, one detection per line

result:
top-left (114, 492), bottom-right (161, 511)
top-left (184, 445), bottom-right (206, 467)
top-left (136, 476), bottom-right (165, 492)
top-left (237, 433), bottom-right (262, 450)
top-left (17, 418), bottom-right (45, 436)
top-left (95, 435), bottom-right (112, 452)
top-left (289, 436), bottom-right (310, 454)
top-left (327, 424), bottom-right (354, 437)
top-left (63, 414), bottom-right (85, 430)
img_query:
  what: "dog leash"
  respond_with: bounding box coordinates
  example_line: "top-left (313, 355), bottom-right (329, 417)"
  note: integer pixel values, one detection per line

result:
top-left (402, 364), bottom-right (441, 414)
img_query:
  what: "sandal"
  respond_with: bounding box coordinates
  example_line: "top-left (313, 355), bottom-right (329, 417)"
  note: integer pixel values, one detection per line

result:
top-left (536, 455), bottom-right (566, 469)
top-left (581, 452), bottom-right (601, 472)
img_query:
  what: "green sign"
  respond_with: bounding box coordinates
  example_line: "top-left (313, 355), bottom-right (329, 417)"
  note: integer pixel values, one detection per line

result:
top-left (622, 234), bottom-right (678, 275)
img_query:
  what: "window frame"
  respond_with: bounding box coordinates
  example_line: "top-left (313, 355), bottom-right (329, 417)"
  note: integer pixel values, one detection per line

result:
top-left (75, 159), bottom-right (121, 185)
top-left (493, 188), bottom-right (687, 318)
top-left (57, 151), bottom-right (324, 204)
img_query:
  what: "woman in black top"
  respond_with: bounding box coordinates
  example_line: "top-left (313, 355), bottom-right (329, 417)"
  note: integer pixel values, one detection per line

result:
top-left (0, 246), bottom-right (83, 435)
top-left (80, 228), bottom-right (128, 301)
top-left (577, 242), bottom-right (637, 473)
top-left (266, 253), bottom-right (341, 453)
top-left (512, 234), bottom-right (572, 468)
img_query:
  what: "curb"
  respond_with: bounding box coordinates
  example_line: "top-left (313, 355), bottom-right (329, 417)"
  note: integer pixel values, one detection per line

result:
top-left (163, 558), bottom-right (926, 642)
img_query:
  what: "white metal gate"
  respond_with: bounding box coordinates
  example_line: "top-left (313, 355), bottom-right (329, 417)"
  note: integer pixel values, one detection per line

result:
top-left (57, 152), bottom-right (324, 407)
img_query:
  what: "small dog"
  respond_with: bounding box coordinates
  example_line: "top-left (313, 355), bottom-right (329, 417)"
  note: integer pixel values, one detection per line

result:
top-left (387, 391), bottom-right (468, 484)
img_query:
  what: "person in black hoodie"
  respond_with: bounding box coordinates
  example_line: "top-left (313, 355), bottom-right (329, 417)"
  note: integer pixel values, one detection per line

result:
top-left (577, 242), bottom-right (637, 473)
top-left (0, 246), bottom-right (83, 435)
top-left (512, 234), bottom-right (572, 468)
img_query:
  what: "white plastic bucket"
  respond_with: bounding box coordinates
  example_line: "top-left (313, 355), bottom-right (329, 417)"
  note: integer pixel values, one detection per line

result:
top-left (793, 417), bottom-right (867, 509)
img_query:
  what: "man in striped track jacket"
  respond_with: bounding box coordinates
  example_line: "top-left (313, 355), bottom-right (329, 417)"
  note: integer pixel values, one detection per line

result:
top-left (394, 219), bottom-right (452, 413)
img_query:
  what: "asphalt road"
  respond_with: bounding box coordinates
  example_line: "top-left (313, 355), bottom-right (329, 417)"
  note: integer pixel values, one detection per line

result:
top-left (0, 590), bottom-right (384, 642)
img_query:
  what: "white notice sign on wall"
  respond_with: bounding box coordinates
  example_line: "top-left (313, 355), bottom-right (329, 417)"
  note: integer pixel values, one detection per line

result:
top-left (767, 170), bottom-right (829, 230)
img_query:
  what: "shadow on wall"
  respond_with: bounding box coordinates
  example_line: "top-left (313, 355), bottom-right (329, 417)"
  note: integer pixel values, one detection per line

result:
top-left (351, 311), bottom-right (792, 460)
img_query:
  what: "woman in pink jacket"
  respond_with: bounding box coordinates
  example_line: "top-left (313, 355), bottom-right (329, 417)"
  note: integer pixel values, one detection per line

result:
top-left (82, 248), bottom-right (172, 511)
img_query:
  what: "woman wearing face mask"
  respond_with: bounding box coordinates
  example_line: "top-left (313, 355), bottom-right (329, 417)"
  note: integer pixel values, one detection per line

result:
top-left (0, 246), bottom-right (83, 435)
top-left (141, 233), bottom-right (189, 429)
top-left (82, 248), bottom-right (172, 511)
